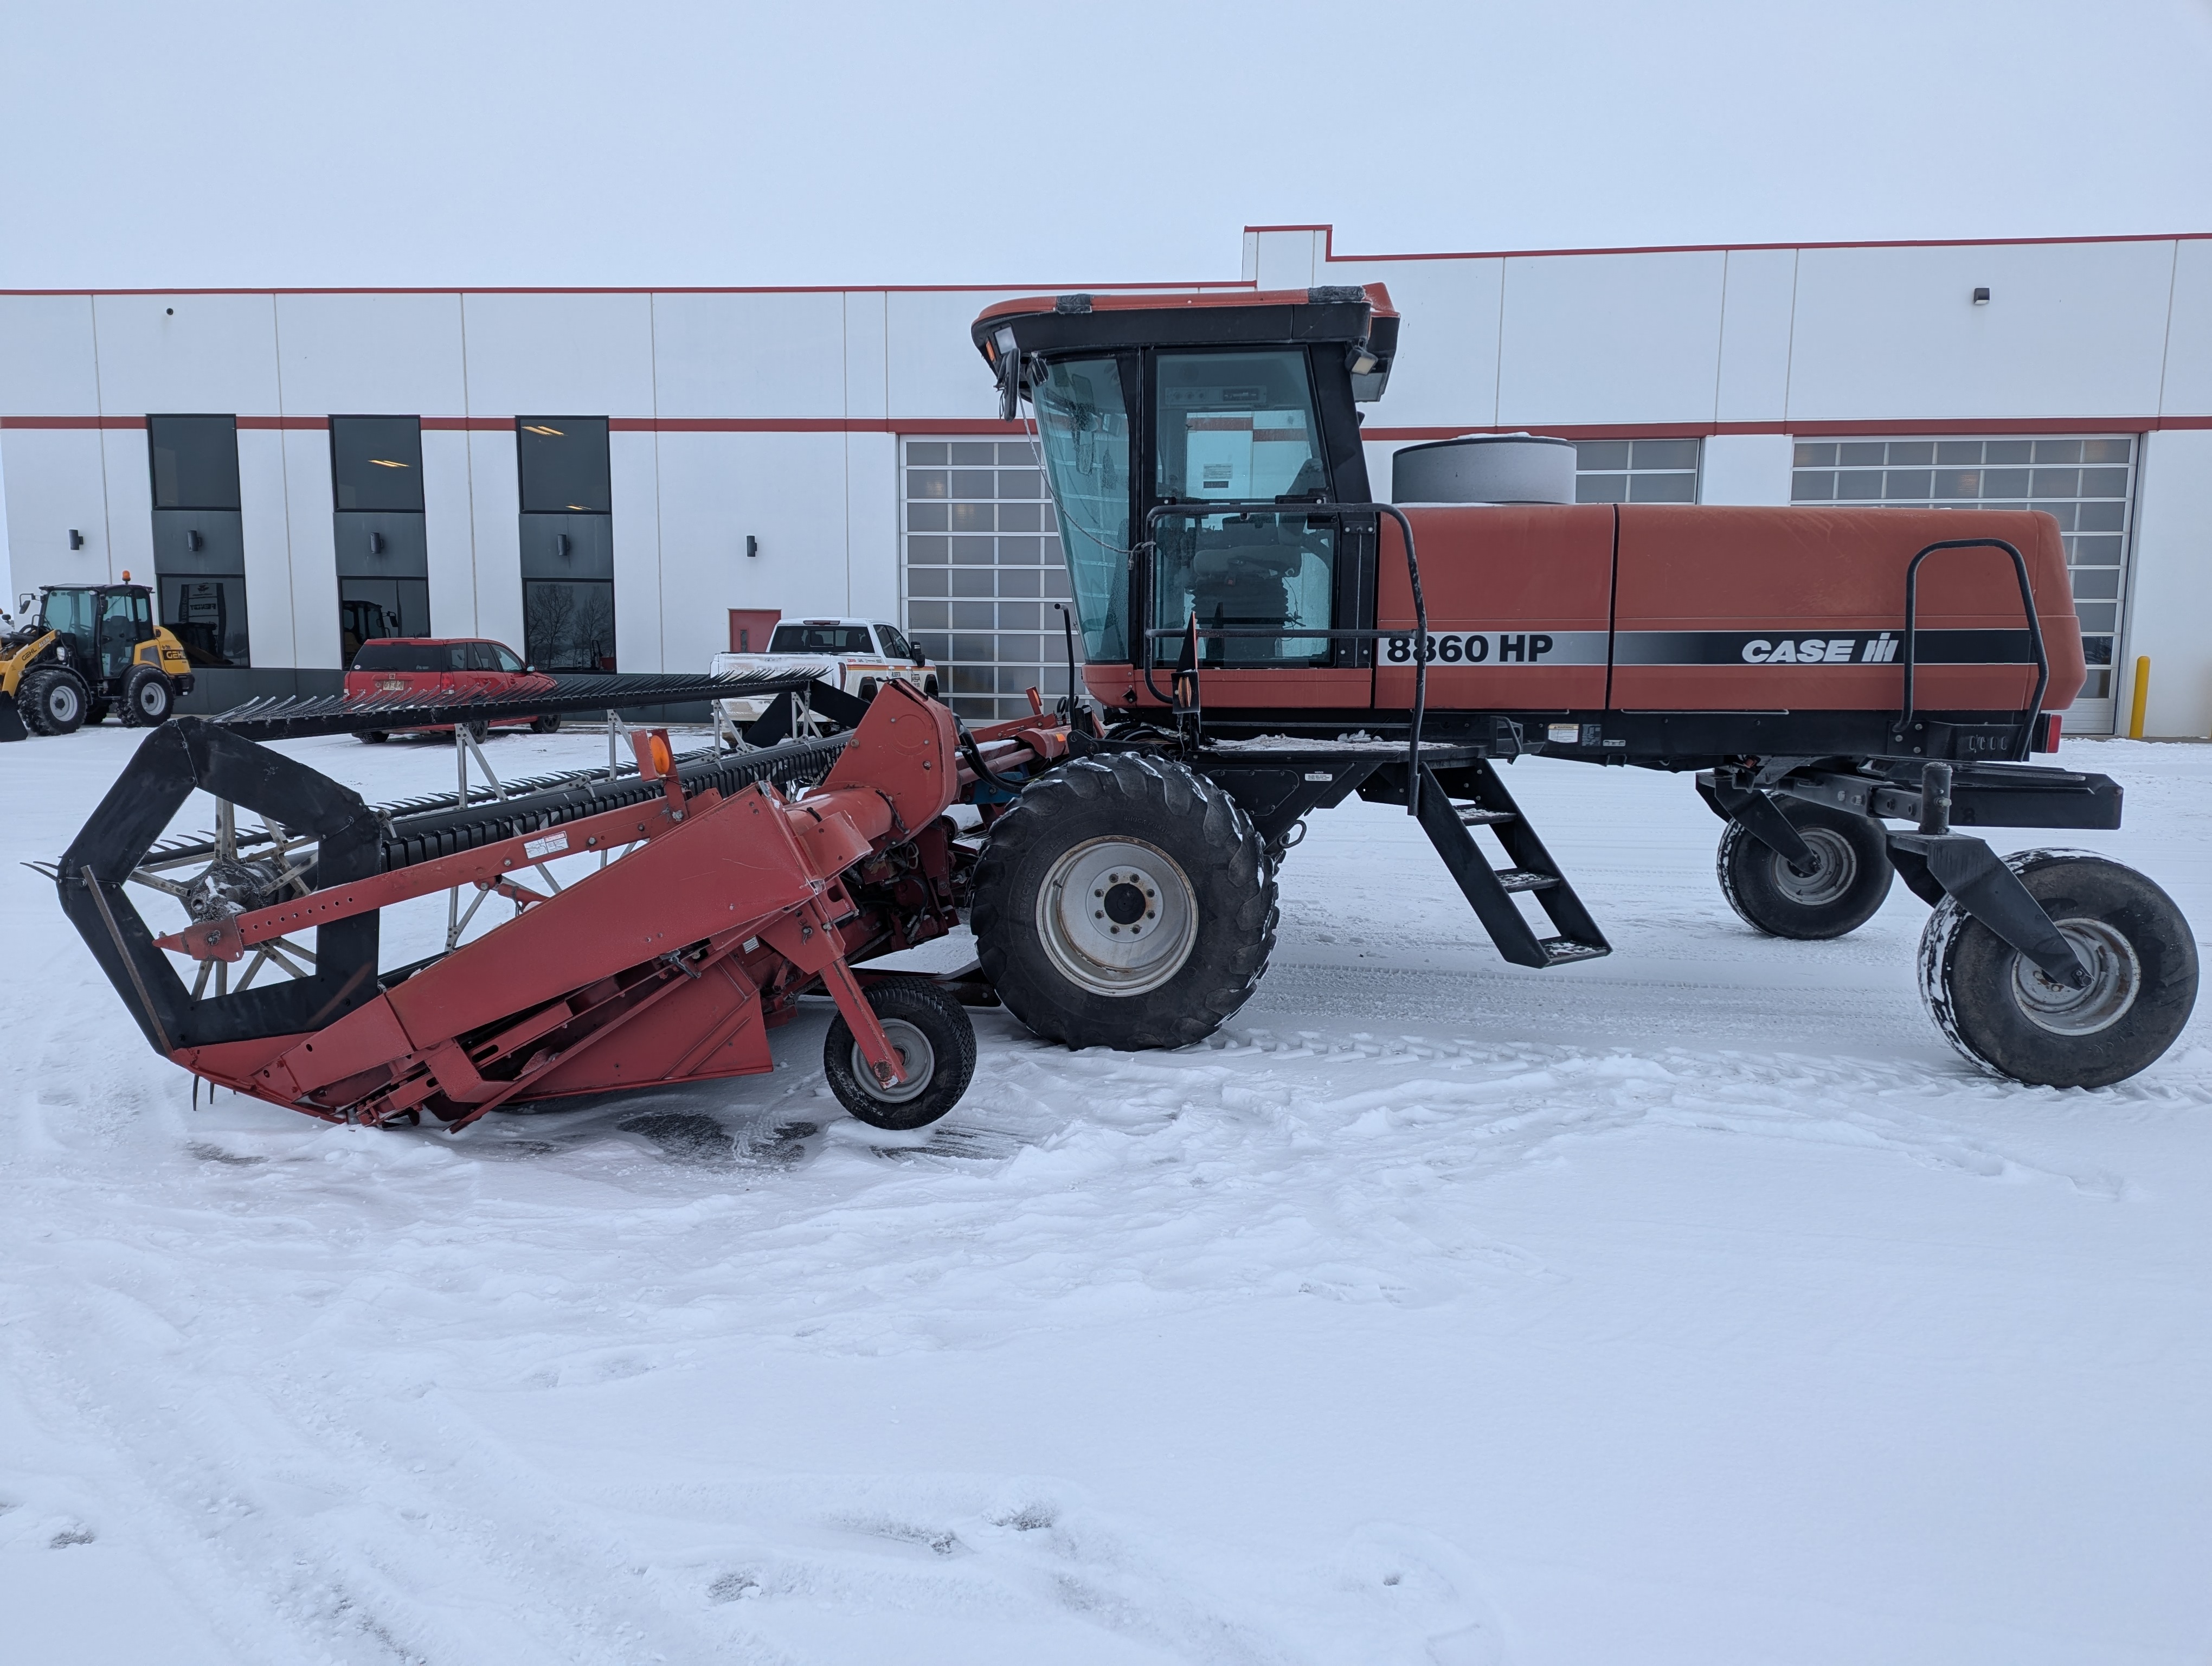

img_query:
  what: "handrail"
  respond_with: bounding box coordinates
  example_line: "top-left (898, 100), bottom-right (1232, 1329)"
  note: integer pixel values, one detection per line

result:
top-left (1896, 538), bottom-right (2050, 762)
top-left (1142, 500), bottom-right (1429, 815)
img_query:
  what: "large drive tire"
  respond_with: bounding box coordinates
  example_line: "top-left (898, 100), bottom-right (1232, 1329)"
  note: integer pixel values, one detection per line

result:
top-left (1920, 850), bottom-right (2197, 1088)
top-left (119, 668), bottom-right (173, 727)
top-left (824, 976), bottom-right (976, 1130)
top-left (1718, 800), bottom-right (1893, 940)
top-left (972, 755), bottom-right (1277, 1050)
top-left (21, 668), bottom-right (89, 735)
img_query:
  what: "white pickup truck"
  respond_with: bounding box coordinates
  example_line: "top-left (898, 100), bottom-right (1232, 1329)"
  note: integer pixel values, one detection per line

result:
top-left (710, 617), bottom-right (938, 723)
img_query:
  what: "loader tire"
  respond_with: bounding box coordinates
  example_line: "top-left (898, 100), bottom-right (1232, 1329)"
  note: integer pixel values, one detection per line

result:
top-left (824, 975), bottom-right (976, 1130)
top-left (1718, 800), bottom-right (1892, 940)
top-left (120, 668), bottom-right (172, 727)
top-left (21, 667), bottom-right (89, 735)
top-left (1919, 850), bottom-right (2196, 1088)
top-left (972, 754), bottom-right (1277, 1051)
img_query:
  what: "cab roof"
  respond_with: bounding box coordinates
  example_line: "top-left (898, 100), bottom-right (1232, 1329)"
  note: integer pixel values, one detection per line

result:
top-left (972, 284), bottom-right (1399, 396)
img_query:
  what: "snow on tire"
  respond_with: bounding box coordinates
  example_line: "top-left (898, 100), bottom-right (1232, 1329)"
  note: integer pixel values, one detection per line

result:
top-left (1919, 848), bottom-right (2198, 1088)
top-left (971, 754), bottom-right (1277, 1051)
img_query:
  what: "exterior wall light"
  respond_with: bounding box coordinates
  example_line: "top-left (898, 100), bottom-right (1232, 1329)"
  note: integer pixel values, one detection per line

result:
top-left (1972, 287), bottom-right (1991, 304)
top-left (68, 529), bottom-right (84, 549)
top-left (745, 535), bottom-right (759, 558)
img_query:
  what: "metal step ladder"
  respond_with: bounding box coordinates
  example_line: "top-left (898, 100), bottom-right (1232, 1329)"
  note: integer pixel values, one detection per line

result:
top-left (1414, 761), bottom-right (1611, 969)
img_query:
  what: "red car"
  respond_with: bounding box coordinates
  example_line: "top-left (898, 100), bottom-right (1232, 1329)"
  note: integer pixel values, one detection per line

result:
top-left (345, 637), bottom-right (559, 743)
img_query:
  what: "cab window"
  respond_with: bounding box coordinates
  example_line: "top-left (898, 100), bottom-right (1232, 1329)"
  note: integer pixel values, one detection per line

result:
top-left (492, 643), bottom-right (526, 673)
top-left (770, 623), bottom-right (873, 654)
top-left (1152, 349), bottom-right (1336, 667)
top-left (876, 623), bottom-right (916, 660)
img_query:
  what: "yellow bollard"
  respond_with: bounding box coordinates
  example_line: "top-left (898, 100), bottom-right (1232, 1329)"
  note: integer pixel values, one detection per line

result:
top-left (2127, 655), bottom-right (2151, 740)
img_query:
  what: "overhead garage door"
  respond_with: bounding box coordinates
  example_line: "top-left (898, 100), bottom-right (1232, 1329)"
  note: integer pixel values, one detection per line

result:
top-left (1790, 435), bottom-right (2137, 733)
top-left (902, 439), bottom-right (1077, 722)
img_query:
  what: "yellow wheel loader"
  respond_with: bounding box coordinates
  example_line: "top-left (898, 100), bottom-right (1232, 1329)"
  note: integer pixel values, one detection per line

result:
top-left (0, 582), bottom-right (195, 742)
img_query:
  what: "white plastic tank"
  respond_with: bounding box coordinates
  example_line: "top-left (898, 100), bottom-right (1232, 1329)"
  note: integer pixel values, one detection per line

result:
top-left (1391, 433), bottom-right (1577, 505)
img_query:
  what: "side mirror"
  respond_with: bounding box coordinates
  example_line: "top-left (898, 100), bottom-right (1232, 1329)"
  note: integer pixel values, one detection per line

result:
top-left (912, 651), bottom-right (927, 666)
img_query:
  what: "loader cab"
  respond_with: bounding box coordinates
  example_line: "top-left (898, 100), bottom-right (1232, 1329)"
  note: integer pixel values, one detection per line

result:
top-left (41, 584), bottom-right (156, 680)
top-left (973, 287), bottom-right (1397, 684)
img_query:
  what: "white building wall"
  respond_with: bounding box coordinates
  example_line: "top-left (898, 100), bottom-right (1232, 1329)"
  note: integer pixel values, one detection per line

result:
top-left (1713, 248), bottom-right (1797, 424)
top-left (2124, 430), bottom-right (2212, 738)
top-left (3, 429), bottom-right (112, 591)
top-left (1497, 251), bottom-right (1728, 428)
top-left (420, 427), bottom-right (478, 643)
top-left (3, 225), bottom-right (2208, 727)
top-left (1784, 240), bottom-right (2176, 421)
top-left (1699, 434), bottom-right (1795, 505)
top-left (466, 428), bottom-right (522, 650)
top-left (280, 427), bottom-right (340, 670)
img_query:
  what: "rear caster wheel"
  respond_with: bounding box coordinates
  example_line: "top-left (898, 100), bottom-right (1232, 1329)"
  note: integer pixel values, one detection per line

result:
top-left (972, 754), bottom-right (1276, 1050)
top-left (1718, 800), bottom-right (1893, 939)
top-left (824, 976), bottom-right (976, 1130)
top-left (1920, 850), bottom-right (2197, 1087)
top-left (531, 713), bottom-right (562, 734)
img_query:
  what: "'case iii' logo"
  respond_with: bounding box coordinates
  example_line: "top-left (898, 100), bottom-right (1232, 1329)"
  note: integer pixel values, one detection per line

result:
top-left (1741, 633), bottom-right (1901, 664)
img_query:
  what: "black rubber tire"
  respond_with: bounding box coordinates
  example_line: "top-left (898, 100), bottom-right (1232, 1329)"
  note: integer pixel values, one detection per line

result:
top-left (857, 676), bottom-right (880, 703)
top-left (1718, 800), bottom-right (1894, 940)
top-left (466, 719), bottom-right (490, 742)
top-left (22, 668), bottom-right (88, 735)
top-left (1920, 849), bottom-right (2197, 1088)
top-left (531, 713), bottom-right (562, 734)
top-left (972, 754), bottom-right (1277, 1050)
top-left (359, 730), bottom-right (389, 745)
top-left (923, 676), bottom-right (940, 700)
top-left (119, 667), bottom-right (172, 728)
top-left (823, 976), bottom-right (976, 1130)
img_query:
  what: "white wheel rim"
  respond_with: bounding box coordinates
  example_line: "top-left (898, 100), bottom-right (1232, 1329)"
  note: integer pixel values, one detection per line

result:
top-left (2012, 917), bottom-right (2142, 1036)
top-left (851, 1017), bottom-right (935, 1104)
top-left (138, 680), bottom-right (166, 715)
top-left (49, 683), bottom-right (81, 723)
top-left (1771, 826), bottom-right (1856, 906)
top-left (1036, 836), bottom-right (1199, 997)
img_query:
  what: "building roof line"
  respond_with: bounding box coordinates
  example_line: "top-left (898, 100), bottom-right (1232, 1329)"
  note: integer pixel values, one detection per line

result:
top-left (0, 280), bottom-right (1259, 300)
top-left (1243, 222), bottom-right (2212, 263)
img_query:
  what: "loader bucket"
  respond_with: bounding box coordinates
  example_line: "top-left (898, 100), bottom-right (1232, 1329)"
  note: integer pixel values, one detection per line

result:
top-left (0, 690), bottom-right (25, 743)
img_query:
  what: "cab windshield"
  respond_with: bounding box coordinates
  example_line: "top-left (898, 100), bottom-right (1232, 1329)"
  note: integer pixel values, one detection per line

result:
top-left (1030, 356), bottom-right (1131, 663)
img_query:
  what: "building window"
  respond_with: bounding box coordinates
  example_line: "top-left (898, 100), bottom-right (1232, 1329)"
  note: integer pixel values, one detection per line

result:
top-left (902, 438), bottom-right (1073, 721)
top-left (1572, 438), bottom-right (1701, 503)
top-left (330, 415), bottom-right (429, 663)
top-left (1789, 436), bottom-right (2136, 722)
top-left (517, 417), bottom-right (614, 671)
top-left (146, 414), bottom-right (249, 668)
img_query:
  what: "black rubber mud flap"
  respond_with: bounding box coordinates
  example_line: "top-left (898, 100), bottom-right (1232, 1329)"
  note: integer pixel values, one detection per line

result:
top-left (0, 690), bottom-right (25, 744)
top-left (56, 718), bottom-right (387, 1055)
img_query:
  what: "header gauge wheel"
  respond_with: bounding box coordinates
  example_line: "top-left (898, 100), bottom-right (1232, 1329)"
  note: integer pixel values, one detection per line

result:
top-left (972, 755), bottom-right (1276, 1050)
top-left (1920, 849), bottom-right (2197, 1088)
top-left (824, 976), bottom-right (976, 1130)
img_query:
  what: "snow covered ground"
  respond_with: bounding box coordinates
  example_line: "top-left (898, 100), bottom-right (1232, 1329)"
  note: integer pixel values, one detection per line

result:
top-left (3, 725), bottom-right (2209, 1665)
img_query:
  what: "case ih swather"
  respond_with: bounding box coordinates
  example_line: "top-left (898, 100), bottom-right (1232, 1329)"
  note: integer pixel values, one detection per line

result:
top-left (49, 285), bottom-right (2197, 1130)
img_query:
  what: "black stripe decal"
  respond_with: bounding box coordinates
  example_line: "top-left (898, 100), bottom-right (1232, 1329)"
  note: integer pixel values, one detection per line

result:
top-left (1613, 629), bottom-right (2035, 667)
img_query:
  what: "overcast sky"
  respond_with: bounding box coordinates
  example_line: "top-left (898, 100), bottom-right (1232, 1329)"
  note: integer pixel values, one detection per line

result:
top-left (2, 0), bottom-right (2209, 290)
